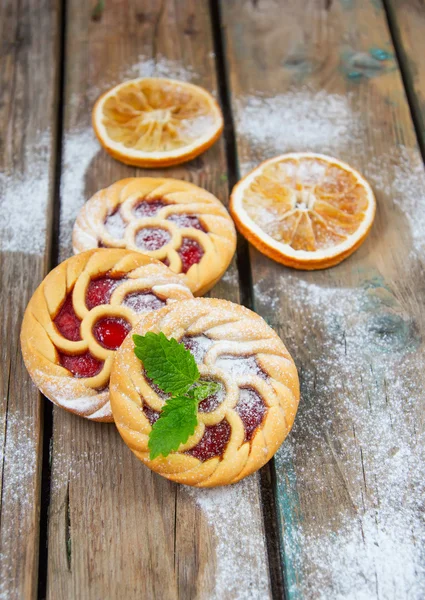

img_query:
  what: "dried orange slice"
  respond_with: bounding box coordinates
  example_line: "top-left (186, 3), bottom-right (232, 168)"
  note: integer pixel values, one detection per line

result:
top-left (92, 78), bottom-right (223, 167)
top-left (230, 153), bottom-right (376, 269)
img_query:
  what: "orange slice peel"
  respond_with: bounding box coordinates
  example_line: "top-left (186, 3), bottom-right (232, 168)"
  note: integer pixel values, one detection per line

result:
top-left (230, 153), bottom-right (376, 270)
top-left (92, 78), bottom-right (223, 168)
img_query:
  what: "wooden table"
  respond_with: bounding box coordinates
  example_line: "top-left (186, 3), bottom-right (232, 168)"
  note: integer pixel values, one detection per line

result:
top-left (1, 1), bottom-right (425, 598)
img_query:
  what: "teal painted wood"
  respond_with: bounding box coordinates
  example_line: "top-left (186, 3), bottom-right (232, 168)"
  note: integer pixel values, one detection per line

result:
top-left (273, 449), bottom-right (303, 599)
top-left (221, 0), bottom-right (425, 597)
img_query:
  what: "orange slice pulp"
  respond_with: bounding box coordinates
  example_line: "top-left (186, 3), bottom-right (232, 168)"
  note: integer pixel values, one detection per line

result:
top-left (92, 78), bottom-right (223, 168)
top-left (230, 153), bottom-right (376, 270)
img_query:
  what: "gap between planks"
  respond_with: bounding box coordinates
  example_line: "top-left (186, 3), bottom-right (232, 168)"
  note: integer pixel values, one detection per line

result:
top-left (37, 0), bottom-right (68, 598)
top-left (383, 0), bottom-right (425, 163)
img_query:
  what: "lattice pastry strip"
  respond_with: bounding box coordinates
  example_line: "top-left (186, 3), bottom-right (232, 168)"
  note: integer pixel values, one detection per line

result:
top-left (21, 249), bottom-right (193, 422)
top-left (110, 298), bottom-right (300, 487)
top-left (72, 177), bottom-right (237, 295)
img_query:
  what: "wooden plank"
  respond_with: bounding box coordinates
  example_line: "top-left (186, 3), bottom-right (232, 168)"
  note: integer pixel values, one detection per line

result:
top-left (47, 1), bottom-right (271, 598)
top-left (221, 0), bottom-right (425, 597)
top-left (385, 0), bottom-right (425, 149)
top-left (0, 0), bottom-right (61, 598)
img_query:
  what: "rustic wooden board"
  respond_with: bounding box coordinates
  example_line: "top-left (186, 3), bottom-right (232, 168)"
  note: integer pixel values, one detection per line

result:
top-left (385, 0), bottom-right (425, 149)
top-left (47, 1), bottom-right (271, 598)
top-left (221, 0), bottom-right (425, 597)
top-left (0, 0), bottom-right (61, 598)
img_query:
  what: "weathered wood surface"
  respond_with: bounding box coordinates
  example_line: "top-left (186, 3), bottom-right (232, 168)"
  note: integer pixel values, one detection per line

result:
top-left (386, 0), bottom-right (425, 148)
top-left (221, 0), bottom-right (425, 598)
top-left (0, 0), bottom-right (61, 599)
top-left (47, 1), bottom-right (271, 599)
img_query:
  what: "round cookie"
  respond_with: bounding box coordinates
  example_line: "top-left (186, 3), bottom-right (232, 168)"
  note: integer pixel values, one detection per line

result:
top-left (72, 178), bottom-right (237, 296)
top-left (110, 298), bottom-right (300, 487)
top-left (20, 249), bottom-right (193, 422)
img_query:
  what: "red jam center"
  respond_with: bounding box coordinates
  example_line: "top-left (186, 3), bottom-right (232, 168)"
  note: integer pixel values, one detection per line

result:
top-left (86, 276), bottom-right (123, 309)
top-left (235, 388), bottom-right (267, 441)
top-left (187, 420), bottom-right (231, 462)
top-left (135, 228), bottom-right (171, 251)
top-left (123, 291), bottom-right (166, 314)
top-left (167, 213), bottom-right (205, 231)
top-left (104, 209), bottom-right (126, 239)
top-left (54, 295), bottom-right (81, 341)
top-left (133, 199), bottom-right (166, 217)
top-left (178, 238), bottom-right (204, 273)
top-left (93, 317), bottom-right (131, 350)
top-left (59, 351), bottom-right (103, 378)
top-left (162, 257), bottom-right (170, 267)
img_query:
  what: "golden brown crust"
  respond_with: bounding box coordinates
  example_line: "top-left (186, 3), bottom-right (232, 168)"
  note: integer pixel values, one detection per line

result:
top-left (110, 298), bottom-right (300, 487)
top-left (72, 178), bottom-right (237, 295)
top-left (20, 249), bottom-right (193, 421)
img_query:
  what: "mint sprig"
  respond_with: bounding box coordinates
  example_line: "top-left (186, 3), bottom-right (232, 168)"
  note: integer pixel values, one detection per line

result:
top-left (133, 333), bottom-right (220, 459)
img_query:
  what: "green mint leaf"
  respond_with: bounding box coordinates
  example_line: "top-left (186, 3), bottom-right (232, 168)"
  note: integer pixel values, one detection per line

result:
top-left (148, 395), bottom-right (198, 459)
top-left (190, 381), bottom-right (221, 403)
top-left (133, 332), bottom-right (199, 394)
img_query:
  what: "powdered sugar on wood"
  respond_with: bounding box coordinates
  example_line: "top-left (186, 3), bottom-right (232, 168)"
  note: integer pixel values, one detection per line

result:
top-left (185, 477), bottom-right (271, 599)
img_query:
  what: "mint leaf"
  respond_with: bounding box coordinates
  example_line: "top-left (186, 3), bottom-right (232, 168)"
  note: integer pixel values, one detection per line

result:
top-left (190, 381), bottom-right (221, 402)
top-left (133, 332), bottom-right (199, 394)
top-left (148, 395), bottom-right (198, 459)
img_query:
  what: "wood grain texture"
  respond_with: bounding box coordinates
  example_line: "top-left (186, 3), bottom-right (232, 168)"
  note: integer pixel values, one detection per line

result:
top-left (221, 0), bottom-right (425, 597)
top-left (47, 1), bottom-right (271, 598)
top-left (0, 0), bottom-right (61, 598)
top-left (385, 0), bottom-right (425, 148)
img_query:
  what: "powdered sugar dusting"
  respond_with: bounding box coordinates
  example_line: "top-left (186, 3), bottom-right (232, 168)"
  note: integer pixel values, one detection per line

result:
top-left (255, 274), bottom-right (425, 598)
top-left (367, 146), bottom-right (425, 258)
top-left (182, 335), bottom-right (213, 363)
top-left (185, 477), bottom-right (271, 599)
top-left (81, 56), bottom-right (201, 108)
top-left (0, 130), bottom-right (51, 255)
top-left (0, 413), bottom-right (38, 599)
top-left (235, 90), bottom-right (363, 173)
top-left (104, 210), bottom-right (126, 239)
top-left (60, 127), bottom-right (99, 259)
top-left (214, 355), bottom-right (266, 379)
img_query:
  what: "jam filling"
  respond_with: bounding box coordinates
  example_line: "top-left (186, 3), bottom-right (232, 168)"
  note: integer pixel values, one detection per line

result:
top-left (104, 209), bottom-right (126, 239)
top-left (133, 199), bottom-right (166, 217)
top-left (59, 351), bottom-right (103, 378)
top-left (198, 381), bottom-right (224, 413)
top-left (86, 276), bottom-right (123, 309)
top-left (143, 404), bottom-right (161, 425)
top-left (178, 238), bottom-right (204, 273)
top-left (161, 257), bottom-right (170, 267)
top-left (54, 295), bottom-right (82, 341)
top-left (93, 317), bottom-right (131, 350)
top-left (235, 388), bottom-right (267, 441)
top-left (187, 420), bottom-right (231, 462)
top-left (167, 213), bottom-right (205, 231)
top-left (136, 227), bottom-right (171, 251)
top-left (181, 335), bottom-right (213, 364)
top-left (123, 291), bottom-right (166, 314)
